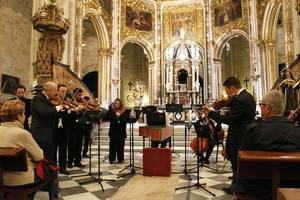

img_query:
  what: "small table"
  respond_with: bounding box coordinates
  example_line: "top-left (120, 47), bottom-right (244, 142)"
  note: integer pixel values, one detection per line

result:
top-left (139, 126), bottom-right (172, 141)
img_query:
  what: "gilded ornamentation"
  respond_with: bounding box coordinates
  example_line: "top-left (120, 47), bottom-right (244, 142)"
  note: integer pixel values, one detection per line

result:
top-left (121, 0), bottom-right (155, 44)
top-left (297, 0), bottom-right (300, 15)
top-left (163, 8), bottom-right (205, 49)
top-left (32, 1), bottom-right (70, 81)
top-left (212, 0), bottom-right (249, 40)
top-left (32, 2), bottom-right (70, 34)
top-left (83, 0), bottom-right (112, 38)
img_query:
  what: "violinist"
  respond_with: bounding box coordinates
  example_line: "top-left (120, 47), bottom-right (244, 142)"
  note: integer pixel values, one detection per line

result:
top-left (80, 96), bottom-right (93, 158)
top-left (67, 88), bottom-right (85, 168)
top-left (53, 84), bottom-right (72, 175)
top-left (31, 82), bottom-right (64, 162)
top-left (10, 85), bottom-right (31, 131)
top-left (202, 77), bottom-right (256, 194)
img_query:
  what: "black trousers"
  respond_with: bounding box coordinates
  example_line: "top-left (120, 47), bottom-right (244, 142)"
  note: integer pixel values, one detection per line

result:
top-left (54, 127), bottom-right (69, 169)
top-left (151, 138), bottom-right (170, 148)
top-left (37, 141), bottom-right (55, 162)
top-left (68, 122), bottom-right (84, 164)
top-left (109, 137), bottom-right (125, 162)
top-left (82, 124), bottom-right (92, 155)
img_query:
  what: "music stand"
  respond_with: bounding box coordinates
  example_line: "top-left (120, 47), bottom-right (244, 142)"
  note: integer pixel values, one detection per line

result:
top-left (76, 109), bottom-right (115, 191)
top-left (189, 106), bottom-right (219, 172)
top-left (176, 118), bottom-right (216, 197)
top-left (166, 104), bottom-right (183, 157)
top-left (118, 108), bottom-right (142, 178)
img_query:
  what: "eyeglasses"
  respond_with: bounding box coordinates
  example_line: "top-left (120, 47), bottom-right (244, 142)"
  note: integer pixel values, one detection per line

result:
top-left (259, 103), bottom-right (272, 110)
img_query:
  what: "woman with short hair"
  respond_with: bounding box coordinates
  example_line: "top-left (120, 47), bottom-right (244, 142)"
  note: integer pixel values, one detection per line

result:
top-left (0, 100), bottom-right (59, 199)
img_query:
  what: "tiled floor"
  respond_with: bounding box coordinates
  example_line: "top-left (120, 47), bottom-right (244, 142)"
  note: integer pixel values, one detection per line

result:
top-left (35, 124), bottom-right (234, 200)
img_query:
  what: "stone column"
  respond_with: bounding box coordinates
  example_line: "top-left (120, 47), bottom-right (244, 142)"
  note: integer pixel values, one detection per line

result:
top-left (74, 0), bottom-right (83, 76)
top-left (111, 0), bottom-right (121, 101)
top-left (282, 0), bottom-right (295, 64)
top-left (213, 59), bottom-right (222, 97)
top-left (248, 0), bottom-right (263, 100)
top-left (263, 39), bottom-right (278, 91)
top-left (98, 48), bottom-right (112, 107)
top-left (204, 0), bottom-right (215, 102)
top-left (148, 61), bottom-right (155, 104)
top-left (153, 1), bottom-right (162, 104)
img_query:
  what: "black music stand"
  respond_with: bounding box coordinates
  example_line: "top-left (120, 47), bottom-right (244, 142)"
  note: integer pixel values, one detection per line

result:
top-left (188, 106), bottom-right (219, 172)
top-left (76, 109), bottom-right (115, 191)
top-left (118, 108), bottom-right (142, 178)
top-left (166, 104), bottom-right (183, 157)
top-left (176, 122), bottom-right (216, 197)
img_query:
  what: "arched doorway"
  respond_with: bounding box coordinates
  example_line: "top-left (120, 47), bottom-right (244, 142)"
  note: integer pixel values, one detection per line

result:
top-left (81, 17), bottom-right (99, 98)
top-left (221, 36), bottom-right (251, 93)
top-left (120, 43), bottom-right (149, 107)
top-left (82, 71), bottom-right (98, 98)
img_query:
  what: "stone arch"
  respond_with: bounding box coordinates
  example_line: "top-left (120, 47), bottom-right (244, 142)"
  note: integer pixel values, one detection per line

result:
top-left (260, 1), bottom-right (282, 91)
top-left (121, 36), bottom-right (154, 62)
top-left (81, 63), bottom-right (98, 77)
top-left (81, 2), bottom-right (111, 106)
top-left (214, 29), bottom-right (249, 59)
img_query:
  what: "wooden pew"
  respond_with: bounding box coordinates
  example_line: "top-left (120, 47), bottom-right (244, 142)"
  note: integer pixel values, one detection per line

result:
top-left (277, 188), bottom-right (300, 200)
top-left (0, 147), bottom-right (45, 200)
top-left (237, 151), bottom-right (300, 200)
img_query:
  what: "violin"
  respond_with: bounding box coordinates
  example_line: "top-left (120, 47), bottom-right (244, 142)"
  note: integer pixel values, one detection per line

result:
top-left (50, 95), bottom-right (76, 109)
top-left (212, 95), bottom-right (236, 110)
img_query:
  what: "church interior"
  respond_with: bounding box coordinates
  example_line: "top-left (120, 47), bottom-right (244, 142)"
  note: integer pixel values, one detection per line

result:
top-left (0, 0), bottom-right (300, 199)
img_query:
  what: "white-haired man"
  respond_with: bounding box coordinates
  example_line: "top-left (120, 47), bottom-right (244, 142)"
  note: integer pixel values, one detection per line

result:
top-left (232, 90), bottom-right (300, 199)
top-left (31, 82), bottom-right (64, 162)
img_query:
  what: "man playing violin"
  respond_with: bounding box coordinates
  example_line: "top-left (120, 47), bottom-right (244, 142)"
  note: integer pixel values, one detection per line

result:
top-left (54, 84), bottom-right (73, 174)
top-left (202, 76), bottom-right (256, 194)
top-left (31, 82), bottom-right (64, 162)
top-left (67, 88), bottom-right (86, 168)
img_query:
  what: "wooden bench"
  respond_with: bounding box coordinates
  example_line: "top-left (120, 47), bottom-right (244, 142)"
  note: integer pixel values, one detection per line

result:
top-left (236, 150), bottom-right (300, 200)
top-left (277, 188), bottom-right (300, 200)
top-left (0, 147), bottom-right (45, 200)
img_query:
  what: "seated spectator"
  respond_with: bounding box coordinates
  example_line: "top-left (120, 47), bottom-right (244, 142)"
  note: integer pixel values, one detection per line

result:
top-left (232, 90), bottom-right (300, 199)
top-left (0, 100), bottom-right (60, 200)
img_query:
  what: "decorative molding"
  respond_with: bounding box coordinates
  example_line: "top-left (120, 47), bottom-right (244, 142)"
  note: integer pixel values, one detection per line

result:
top-left (212, 0), bottom-right (249, 40)
top-left (121, 0), bottom-right (155, 43)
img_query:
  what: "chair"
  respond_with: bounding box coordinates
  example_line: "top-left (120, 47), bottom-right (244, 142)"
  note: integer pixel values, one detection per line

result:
top-left (0, 147), bottom-right (46, 200)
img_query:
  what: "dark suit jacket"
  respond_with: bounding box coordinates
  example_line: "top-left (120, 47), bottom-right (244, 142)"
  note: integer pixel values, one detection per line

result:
top-left (10, 97), bottom-right (31, 131)
top-left (31, 93), bottom-right (58, 142)
top-left (208, 89), bottom-right (256, 152)
top-left (234, 116), bottom-right (299, 197)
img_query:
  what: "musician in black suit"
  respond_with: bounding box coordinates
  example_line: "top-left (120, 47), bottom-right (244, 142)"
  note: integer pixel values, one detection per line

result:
top-left (54, 84), bottom-right (71, 175)
top-left (10, 85), bottom-right (31, 131)
top-left (31, 82), bottom-right (64, 162)
top-left (67, 88), bottom-right (85, 168)
top-left (203, 76), bottom-right (256, 194)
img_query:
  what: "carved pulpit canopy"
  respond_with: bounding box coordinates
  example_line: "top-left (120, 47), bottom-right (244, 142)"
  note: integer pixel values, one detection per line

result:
top-left (32, 0), bottom-right (70, 35)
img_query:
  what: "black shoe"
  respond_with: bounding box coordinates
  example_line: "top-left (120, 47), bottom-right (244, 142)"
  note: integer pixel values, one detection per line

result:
top-left (74, 163), bottom-right (85, 168)
top-left (59, 168), bottom-right (70, 175)
top-left (222, 186), bottom-right (233, 194)
top-left (82, 154), bottom-right (90, 158)
top-left (203, 159), bottom-right (210, 164)
top-left (228, 175), bottom-right (233, 180)
top-left (109, 161), bottom-right (114, 164)
top-left (67, 163), bottom-right (73, 168)
top-left (118, 160), bottom-right (124, 163)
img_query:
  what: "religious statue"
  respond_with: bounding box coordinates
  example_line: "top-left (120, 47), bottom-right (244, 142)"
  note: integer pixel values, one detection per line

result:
top-left (279, 69), bottom-right (298, 114)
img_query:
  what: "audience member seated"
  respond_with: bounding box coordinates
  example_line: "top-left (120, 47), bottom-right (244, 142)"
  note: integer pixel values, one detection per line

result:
top-left (0, 100), bottom-right (60, 200)
top-left (232, 90), bottom-right (300, 199)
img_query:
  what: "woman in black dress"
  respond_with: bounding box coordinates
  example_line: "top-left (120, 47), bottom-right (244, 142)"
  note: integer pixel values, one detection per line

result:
top-left (107, 98), bottom-right (127, 163)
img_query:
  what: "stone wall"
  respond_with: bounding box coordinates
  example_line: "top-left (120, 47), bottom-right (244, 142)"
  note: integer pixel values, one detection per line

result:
top-left (81, 36), bottom-right (99, 75)
top-left (0, 0), bottom-right (33, 99)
